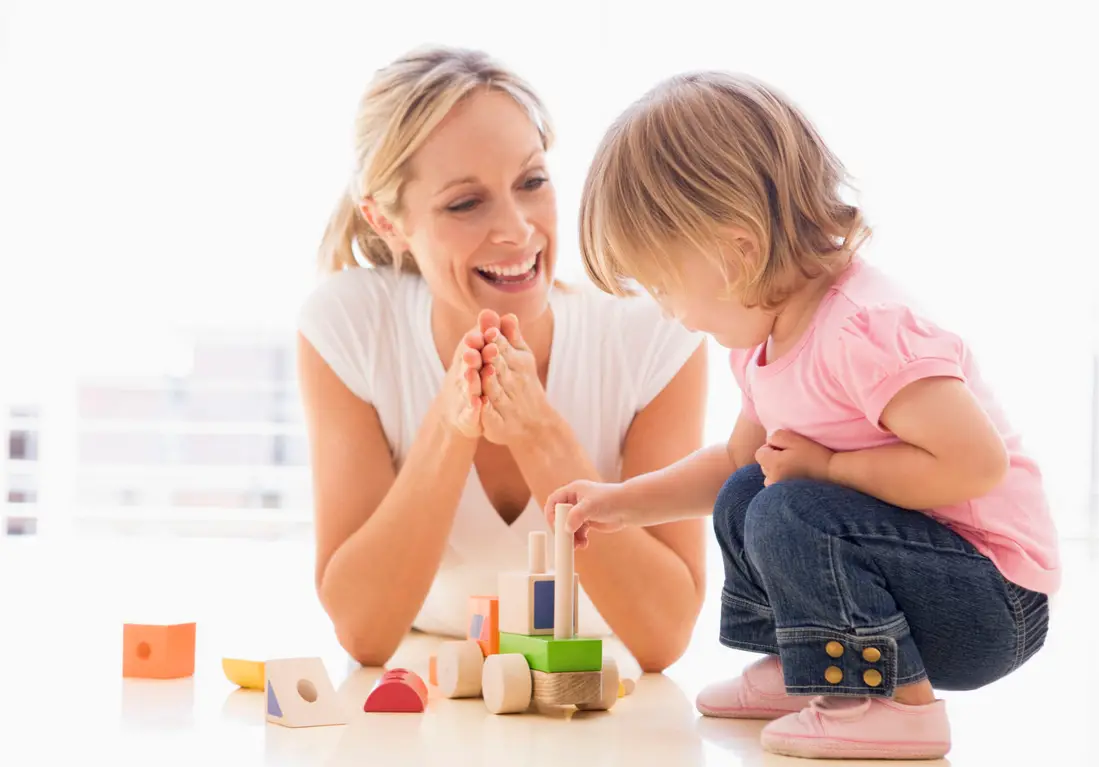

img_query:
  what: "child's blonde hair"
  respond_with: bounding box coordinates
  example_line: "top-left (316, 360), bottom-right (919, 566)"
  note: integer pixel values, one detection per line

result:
top-left (317, 46), bottom-right (554, 273)
top-left (579, 71), bottom-right (869, 309)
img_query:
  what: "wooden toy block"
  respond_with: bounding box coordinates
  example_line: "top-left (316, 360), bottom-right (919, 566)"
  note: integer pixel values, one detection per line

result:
top-left (554, 503), bottom-right (574, 640)
top-left (436, 639), bottom-right (483, 698)
top-left (265, 657), bottom-right (347, 728)
top-left (222, 658), bottom-right (264, 690)
top-left (498, 531), bottom-right (578, 636)
top-left (482, 653), bottom-right (532, 714)
top-left (428, 654), bottom-right (437, 686)
top-left (531, 669), bottom-right (601, 708)
top-left (122, 622), bottom-right (195, 679)
top-left (497, 632), bottom-right (602, 673)
top-left (364, 668), bottom-right (427, 713)
top-left (467, 595), bottom-right (499, 656)
top-left (577, 657), bottom-right (619, 711)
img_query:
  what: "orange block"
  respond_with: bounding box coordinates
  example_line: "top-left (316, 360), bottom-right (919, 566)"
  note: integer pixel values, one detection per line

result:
top-left (122, 622), bottom-right (196, 679)
top-left (428, 654), bottom-right (438, 686)
top-left (468, 595), bottom-right (499, 657)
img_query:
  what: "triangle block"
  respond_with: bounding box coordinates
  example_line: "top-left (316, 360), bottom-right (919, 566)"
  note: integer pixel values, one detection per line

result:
top-left (264, 657), bottom-right (348, 728)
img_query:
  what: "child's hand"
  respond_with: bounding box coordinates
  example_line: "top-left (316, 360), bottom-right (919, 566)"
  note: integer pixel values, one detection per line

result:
top-left (544, 480), bottom-right (631, 549)
top-left (756, 429), bottom-right (834, 486)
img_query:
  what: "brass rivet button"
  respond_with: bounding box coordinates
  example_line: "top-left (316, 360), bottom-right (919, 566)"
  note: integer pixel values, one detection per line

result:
top-left (825, 666), bottom-right (843, 684)
top-left (826, 641), bottom-right (844, 658)
top-left (862, 647), bottom-right (881, 663)
top-left (864, 669), bottom-right (883, 687)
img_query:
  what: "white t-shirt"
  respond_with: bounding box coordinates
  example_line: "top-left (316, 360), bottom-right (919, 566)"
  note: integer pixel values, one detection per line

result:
top-left (296, 265), bottom-right (702, 638)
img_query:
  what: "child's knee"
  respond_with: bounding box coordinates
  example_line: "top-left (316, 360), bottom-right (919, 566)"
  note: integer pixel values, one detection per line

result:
top-left (743, 479), bottom-right (823, 565)
top-left (714, 463), bottom-right (765, 521)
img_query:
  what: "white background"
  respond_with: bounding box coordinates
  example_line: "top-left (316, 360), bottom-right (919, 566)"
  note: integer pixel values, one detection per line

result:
top-left (1, 0), bottom-right (1096, 537)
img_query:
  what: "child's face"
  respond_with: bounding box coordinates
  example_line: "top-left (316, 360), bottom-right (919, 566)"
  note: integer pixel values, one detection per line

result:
top-left (655, 249), bottom-right (774, 350)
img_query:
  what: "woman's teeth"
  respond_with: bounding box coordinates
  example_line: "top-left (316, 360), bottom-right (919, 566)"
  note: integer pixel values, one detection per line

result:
top-left (475, 253), bottom-right (539, 283)
top-left (477, 254), bottom-right (537, 278)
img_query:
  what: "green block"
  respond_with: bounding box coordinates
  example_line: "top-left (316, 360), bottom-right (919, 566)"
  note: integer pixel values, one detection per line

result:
top-left (497, 632), bottom-right (602, 673)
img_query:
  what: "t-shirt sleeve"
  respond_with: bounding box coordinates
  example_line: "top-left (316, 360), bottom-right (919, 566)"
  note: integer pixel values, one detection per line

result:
top-left (295, 269), bottom-right (386, 404)
top-left (829, 304), bottom-right (968, 428)
top-left (618, 296), bottom-right (705, 410)
top-left (727, 347), bottom-right (761, 424)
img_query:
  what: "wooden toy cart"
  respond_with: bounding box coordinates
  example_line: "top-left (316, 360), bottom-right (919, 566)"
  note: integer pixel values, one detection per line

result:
top-left (436, 503), bottom-right (620, 714)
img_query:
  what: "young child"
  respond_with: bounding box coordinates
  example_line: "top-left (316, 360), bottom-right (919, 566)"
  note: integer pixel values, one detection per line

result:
top-left (545, 71), bottom-right (1059, 760)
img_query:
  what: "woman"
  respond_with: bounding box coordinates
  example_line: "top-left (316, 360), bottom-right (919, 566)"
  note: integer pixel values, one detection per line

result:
top-left (295, 46), bottom-right (708, 672)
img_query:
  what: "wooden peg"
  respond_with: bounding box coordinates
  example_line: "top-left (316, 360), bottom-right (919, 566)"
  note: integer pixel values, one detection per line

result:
top-left (528, 531), bottom-right (547, 574)
top-left (554, 502), bottom-right (574, 639)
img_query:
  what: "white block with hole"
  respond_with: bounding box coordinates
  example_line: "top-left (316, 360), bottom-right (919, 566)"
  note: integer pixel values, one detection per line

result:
top-left (265, 657), bottom-right (348, 727)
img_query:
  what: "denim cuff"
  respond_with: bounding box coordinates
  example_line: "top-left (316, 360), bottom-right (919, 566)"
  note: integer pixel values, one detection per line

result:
top-left (775, 615), bottom-right (926, 697)
top-left (718, 588), bottom-right (779, 655)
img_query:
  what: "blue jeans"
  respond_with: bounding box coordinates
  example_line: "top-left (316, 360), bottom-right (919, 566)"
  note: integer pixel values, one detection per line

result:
top-left (714, 464), bottom-right (1049, 698)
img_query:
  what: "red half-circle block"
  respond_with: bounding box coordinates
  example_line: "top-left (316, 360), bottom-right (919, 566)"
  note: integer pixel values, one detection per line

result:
top-left (363, 668), bottom-right (428, 713)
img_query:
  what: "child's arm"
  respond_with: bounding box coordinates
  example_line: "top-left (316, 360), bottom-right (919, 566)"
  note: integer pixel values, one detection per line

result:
top-left (619, 411), bottom-right (766, 521)
top-left (828, 376), bottom-right (1009, 509)
top-left (546, 411), bottom-right (767, 535)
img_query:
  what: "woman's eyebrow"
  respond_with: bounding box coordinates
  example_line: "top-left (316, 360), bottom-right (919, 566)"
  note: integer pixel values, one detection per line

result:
top-left (433, 149), bottom-right (544, 195)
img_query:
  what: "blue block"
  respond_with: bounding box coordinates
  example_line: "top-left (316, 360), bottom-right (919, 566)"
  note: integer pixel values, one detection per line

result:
top-left (468, 613), bottom-right (484, 639)
top-left (533, 579), bottom-right (554, 629)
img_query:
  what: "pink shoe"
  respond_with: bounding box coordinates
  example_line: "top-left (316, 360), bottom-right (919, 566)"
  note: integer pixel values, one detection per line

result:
top-left (695, 656), bottom-right (811, 720)
top-left (761, 695), bottom-right (951, 760)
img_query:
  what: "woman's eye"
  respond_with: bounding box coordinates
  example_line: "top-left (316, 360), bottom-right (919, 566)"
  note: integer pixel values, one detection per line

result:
top-left (447, 199), bottom-right (479, 213)
top-left (524, 176), bottom-right (548, 191)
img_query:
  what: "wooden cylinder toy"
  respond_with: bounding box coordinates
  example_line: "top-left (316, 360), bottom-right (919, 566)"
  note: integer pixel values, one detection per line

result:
top-left (528, 531), bottom-right (547, 574)
top-left (436, 639), bottom-right (484, 699)
top-left (554, 503), bottom-right (574, 639)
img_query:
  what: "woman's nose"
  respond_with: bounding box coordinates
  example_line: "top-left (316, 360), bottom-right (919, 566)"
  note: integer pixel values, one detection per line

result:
top-left (490, 197), bottom-right (535, 246)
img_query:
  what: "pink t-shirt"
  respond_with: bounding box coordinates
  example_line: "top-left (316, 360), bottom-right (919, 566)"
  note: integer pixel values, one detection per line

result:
top-left (729, 256), bottom-right (1061, 595)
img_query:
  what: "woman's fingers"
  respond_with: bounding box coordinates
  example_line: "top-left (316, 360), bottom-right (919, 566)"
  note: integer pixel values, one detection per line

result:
top-left (481, 364), bottom-right (506, 405)
top-left (478, 309), bottom-right (501, 335)
top-left (464, 366), bottom-right (482, 398)
top-left (464, 329), bottom-right (485, 350)
top-left (481, 341), bottom-right (509, 377)
top-left (500, 313), bottom-right (527, 351)
top-left (463, 346), bottom-right (482, 368)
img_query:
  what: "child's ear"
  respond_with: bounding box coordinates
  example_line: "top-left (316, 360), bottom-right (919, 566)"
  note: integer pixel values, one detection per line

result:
top-left (360, 198), bottom-right (411, 255)
top-left (721, 226), bottom-right (761, 267)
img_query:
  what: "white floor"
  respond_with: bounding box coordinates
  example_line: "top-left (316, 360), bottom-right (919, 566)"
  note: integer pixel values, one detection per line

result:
top-left (0, 531), bottom-right (1095, 766)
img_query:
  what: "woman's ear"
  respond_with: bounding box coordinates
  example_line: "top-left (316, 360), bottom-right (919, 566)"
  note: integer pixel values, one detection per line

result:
top-left (360, 198), bottom-right (411, 255)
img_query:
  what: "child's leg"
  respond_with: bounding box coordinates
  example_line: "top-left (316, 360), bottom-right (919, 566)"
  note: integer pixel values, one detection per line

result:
top-left (697, 464), bottom-right (812, 719)
top-left (744, 477), bottom-right (1049, 760)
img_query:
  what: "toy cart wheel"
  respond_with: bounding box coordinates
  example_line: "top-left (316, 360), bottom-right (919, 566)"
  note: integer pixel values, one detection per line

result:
top-left (482, 653), bottom-right (532, 714)
top-left (437, 639), bottom-right (484, 699)
top-left (577, 656), bottom-right (619, 711)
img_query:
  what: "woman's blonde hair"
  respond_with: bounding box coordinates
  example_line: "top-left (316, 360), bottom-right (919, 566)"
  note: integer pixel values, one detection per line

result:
top-left (317, 46), bottom-right (555, 273)
top-left (579, 71), bottom-right (870, 310)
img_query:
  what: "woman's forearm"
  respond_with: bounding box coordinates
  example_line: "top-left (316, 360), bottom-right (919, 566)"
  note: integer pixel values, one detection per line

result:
top-left (319, 400), bottom-right (477, 666)
top-left (512, 415), bottom-right (704, 671)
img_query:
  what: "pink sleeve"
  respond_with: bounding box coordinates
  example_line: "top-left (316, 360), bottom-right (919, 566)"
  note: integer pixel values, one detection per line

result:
top-left (830, 305), bottom-right (967, 428)
top-left (728, 348), bottom-right (761, 423)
